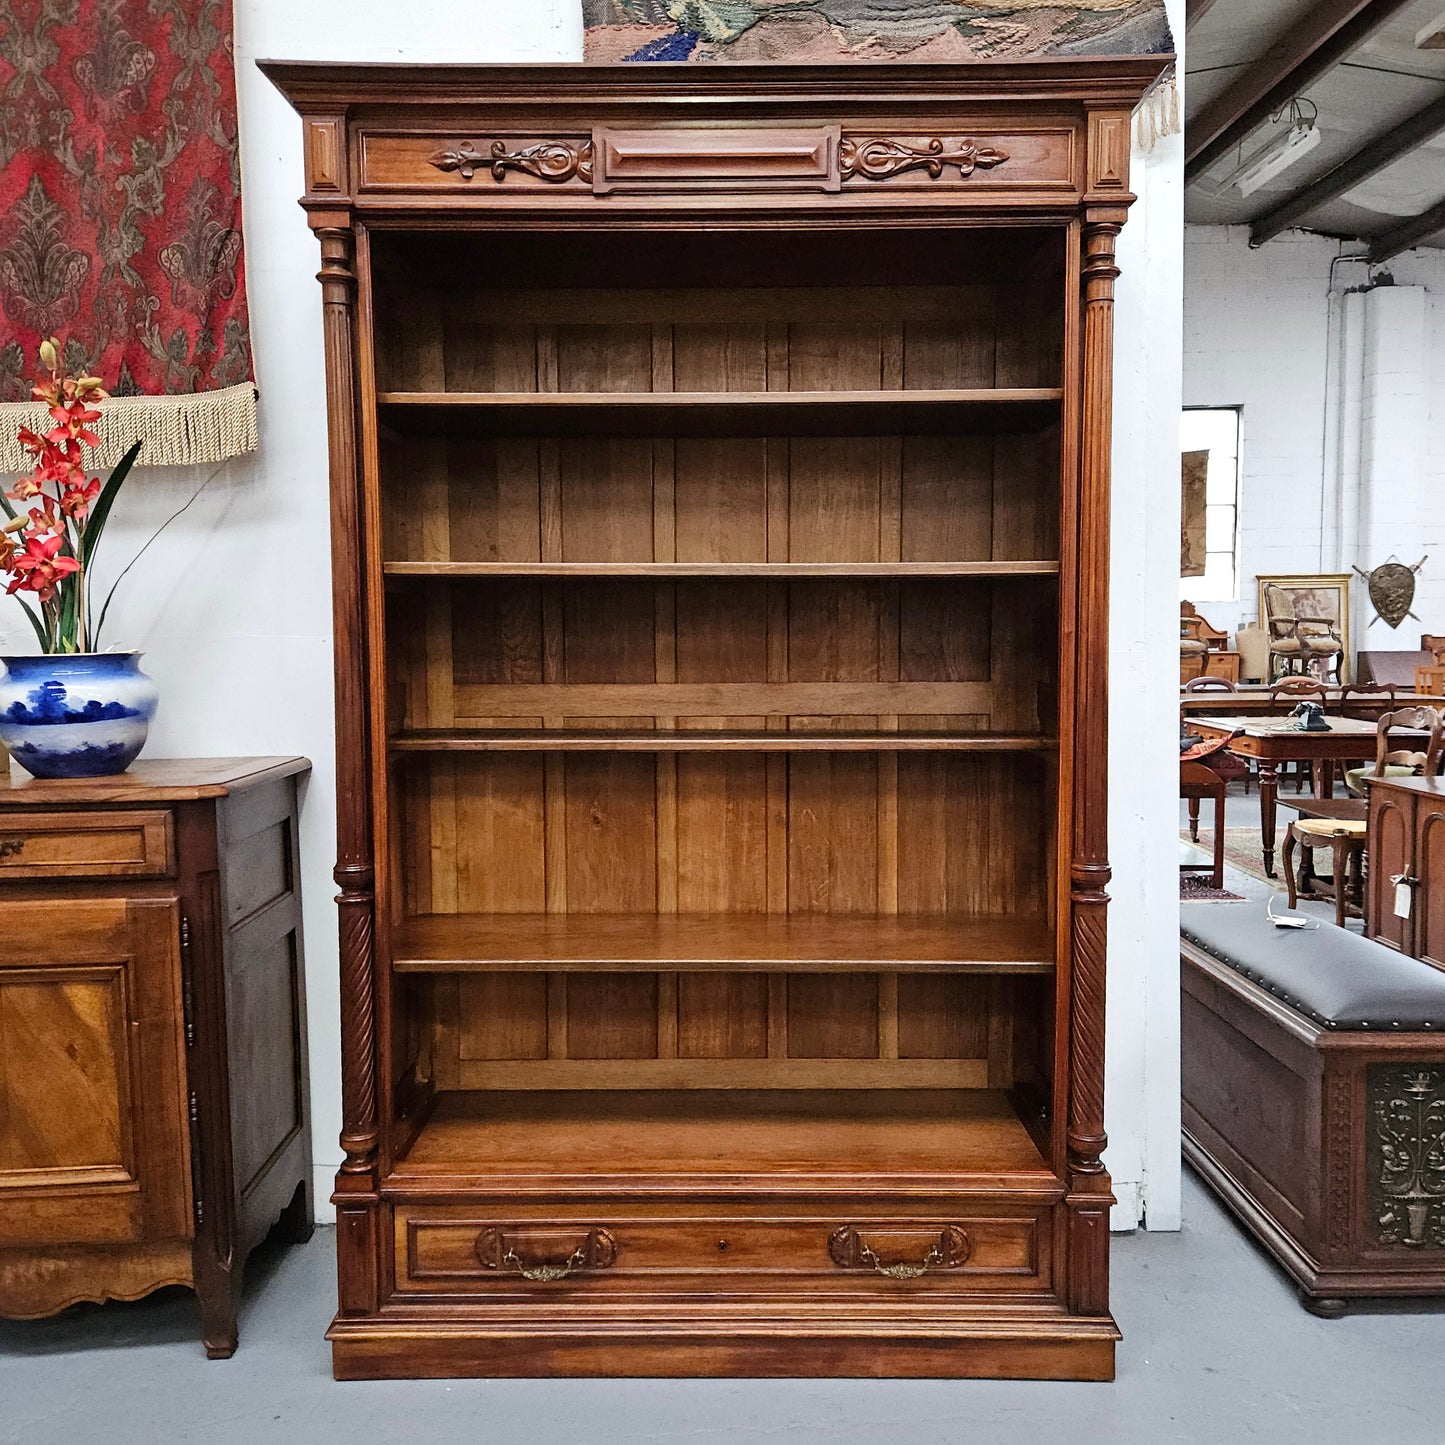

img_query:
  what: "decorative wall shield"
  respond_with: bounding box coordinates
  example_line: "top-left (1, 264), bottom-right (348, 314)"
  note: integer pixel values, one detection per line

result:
top-left (1354, 557), bottom-right (1427, 631)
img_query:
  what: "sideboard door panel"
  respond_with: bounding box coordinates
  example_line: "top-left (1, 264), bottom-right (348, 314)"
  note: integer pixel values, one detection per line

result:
top-left (1414, 802), bottom-right (1445, 971)
top-left (0, 899), bottom-right (190, 1248)
top-left (1369, 791), bottom-right (1415, 956)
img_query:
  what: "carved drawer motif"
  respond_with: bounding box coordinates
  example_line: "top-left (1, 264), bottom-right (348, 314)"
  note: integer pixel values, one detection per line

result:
top-left (392, 1203), bottom-right (1047, 1298)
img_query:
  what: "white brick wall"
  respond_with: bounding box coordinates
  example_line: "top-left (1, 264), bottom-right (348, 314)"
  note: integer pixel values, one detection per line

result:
top-left (1185, 225), bottom-right (1445, 658)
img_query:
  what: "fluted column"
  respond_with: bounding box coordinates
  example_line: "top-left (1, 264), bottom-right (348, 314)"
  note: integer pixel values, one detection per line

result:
top-left (1065, 206), bottom-right (1126, 1316)
top-left (316, 224), bottom-right (378, 1183)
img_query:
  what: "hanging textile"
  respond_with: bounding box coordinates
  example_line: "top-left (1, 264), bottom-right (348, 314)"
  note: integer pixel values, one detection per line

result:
top-left (0, 0), bottom-right (256, 469)
top-left (583, 1), bottom-right (1173, 64)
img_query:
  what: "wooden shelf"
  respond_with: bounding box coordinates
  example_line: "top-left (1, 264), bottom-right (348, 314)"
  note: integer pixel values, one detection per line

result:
top-left (384, 560), bottom-right (1060, 579)
top-left (391, 913), bottom-right (1055, 974)
top-left (390, 729), bottom-right (1058, 754)
top-left (390, 1089), bottom-right (1054, 1190)
top-left (377, 389), bottom-right (1063, 438)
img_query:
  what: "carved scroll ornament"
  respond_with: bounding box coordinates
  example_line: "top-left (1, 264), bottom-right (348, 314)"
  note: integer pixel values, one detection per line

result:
top-left (841, 136), bottom-right (1009, 183)
top-left (429, 140), bottom-right (595, 184)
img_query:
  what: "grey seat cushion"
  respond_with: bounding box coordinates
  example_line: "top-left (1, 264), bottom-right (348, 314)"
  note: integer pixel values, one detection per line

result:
top-left (1180, 902), bottom-right (1445, 1030)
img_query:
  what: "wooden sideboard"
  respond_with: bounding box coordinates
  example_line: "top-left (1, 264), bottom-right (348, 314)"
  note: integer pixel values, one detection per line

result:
top-left (1368, 774), bottom-right (1445, 970)
top-left (266, 56), bottom-right (1166, 1382)
top-left (0, 758), bottom-right (312, 1357)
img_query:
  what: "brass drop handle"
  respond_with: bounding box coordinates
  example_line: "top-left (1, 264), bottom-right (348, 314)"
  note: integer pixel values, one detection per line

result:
top-left (475, 1226), bottom-right (616, 1282)
top-left (828, 1224), bottom-right (970, 1279)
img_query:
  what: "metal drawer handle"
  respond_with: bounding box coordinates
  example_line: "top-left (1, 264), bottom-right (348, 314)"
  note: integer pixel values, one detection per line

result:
top-left (475, 1226), bottom-right (616, 1282)
top-left (828, 1224), bottom-right (971, 1279)
top-left (0, 838), bottom-right (24, 860)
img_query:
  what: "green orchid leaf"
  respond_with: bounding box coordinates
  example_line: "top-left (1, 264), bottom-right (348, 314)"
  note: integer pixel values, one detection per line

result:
top-left (12, 594), bottom-right (46, 650)
top-left (81, 439), bottom-right (142, 568)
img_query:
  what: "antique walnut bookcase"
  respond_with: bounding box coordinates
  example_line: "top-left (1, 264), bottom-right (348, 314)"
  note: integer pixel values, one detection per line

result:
top-left (265, 57), bottom-right (1164, 1381)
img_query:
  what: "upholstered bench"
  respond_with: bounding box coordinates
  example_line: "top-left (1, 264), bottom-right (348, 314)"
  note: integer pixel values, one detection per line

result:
top-left (1181, 902), bottom-right (1445, 1315)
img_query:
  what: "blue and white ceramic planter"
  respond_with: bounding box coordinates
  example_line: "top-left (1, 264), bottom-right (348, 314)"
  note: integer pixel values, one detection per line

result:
top-left (0, 653), bottom-right (158, 779)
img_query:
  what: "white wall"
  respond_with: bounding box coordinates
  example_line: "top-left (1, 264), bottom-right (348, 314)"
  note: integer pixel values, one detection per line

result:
top-left (1184, 224), bottom-right (1445, 649)
top-left (0, 1), bottom-right (1184, 1230)
top-left (1108, 51), bottom-right (1185, 1230)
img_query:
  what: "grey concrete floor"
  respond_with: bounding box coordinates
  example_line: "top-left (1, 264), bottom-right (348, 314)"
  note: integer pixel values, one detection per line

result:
top-left (4, 789), bottom-right (1434, 1443)
top-left (2, 1170), bottom-right (1443, 1445)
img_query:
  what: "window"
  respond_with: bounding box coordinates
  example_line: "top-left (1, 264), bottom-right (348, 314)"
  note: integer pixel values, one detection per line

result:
top-left (1180, 406), bottom-right (1241, 603)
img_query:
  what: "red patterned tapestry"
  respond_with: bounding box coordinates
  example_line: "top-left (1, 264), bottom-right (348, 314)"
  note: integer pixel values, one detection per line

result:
top-left (0, 0), bottom-right (256, 467)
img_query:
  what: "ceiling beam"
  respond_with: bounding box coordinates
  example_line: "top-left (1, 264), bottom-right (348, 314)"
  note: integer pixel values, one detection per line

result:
top-left (1186, 0), bottom-right (1221, 31)
top-left (1369, 196), bottom-right (1445, 261)
top-left (1186, 0), bottom-right (1418, 182)
top-left (1250, 93), bottom-right (1445, 245)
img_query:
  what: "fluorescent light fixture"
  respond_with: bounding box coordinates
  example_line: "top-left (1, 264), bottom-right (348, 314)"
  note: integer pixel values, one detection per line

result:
top-left (1227, 120), bottom-right (1322, 198)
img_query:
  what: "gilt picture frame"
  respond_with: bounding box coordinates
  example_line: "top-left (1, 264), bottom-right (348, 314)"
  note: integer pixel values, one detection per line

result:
top-left (1257, 573), bottom-right (1353, 684)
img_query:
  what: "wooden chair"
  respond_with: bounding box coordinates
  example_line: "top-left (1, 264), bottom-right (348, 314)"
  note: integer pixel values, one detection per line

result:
top-left (1343, 706), bottom-right (1445, 797)
top-left (1181, 759), bottom-right (1228, 889)
top-left (1264, 583), bottom-right (1344, 683)
top-left (1286, 712), bottom-right (1445, 927)
top-left (1270, 676), bottom-right (1330, 707)
top-left (1180, 602), bottom-right (1239, 684)
top-left (1180, 612), bottom-right (1211, 682)
top-left (1282, 817), bottom-right (1367, 928)
top-left (1269, 677), bottom-right (1330, 794)
top-left (1341, 682), bottom-right (1397, 710)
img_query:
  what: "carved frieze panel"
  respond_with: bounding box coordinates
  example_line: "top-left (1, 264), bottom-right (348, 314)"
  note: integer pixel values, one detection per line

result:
top-left (429, 139), bottom-right (595, 184)
top-left (841, 136), bottom-right (1008, 183)
top-left (1368, 1065), bottom-right (1445, 1250)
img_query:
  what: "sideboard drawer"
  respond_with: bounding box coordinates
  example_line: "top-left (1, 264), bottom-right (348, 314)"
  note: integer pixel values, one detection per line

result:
top-left (391, 1203), bottom-right (1050, 1299)
top-left (0, 811), bottom-right (175, 880)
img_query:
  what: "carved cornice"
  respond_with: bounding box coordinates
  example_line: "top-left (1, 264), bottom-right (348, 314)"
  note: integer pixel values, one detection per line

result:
top-left (841, 136), bottom-right (1008, 183)
top-left (429, 139), bottom-right (594, 184)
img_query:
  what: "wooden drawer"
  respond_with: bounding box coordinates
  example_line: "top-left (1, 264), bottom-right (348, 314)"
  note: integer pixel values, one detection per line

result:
top-left (0, 811), bottom-right (174, 880)
top-left (392, 1202), bottom-right (1050, 1299)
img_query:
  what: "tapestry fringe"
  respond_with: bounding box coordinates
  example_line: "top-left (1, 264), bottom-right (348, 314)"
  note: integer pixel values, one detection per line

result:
top-left (1135, 70), bottom-right (1180, 152)
top-left (0, 382), bottom-right (258, 472)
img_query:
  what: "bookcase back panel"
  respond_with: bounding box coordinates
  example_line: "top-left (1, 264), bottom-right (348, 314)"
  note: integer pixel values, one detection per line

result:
top-left (386, 577), bottom-right (1057, 736)
top-left (417, 969), bottom-right (1044, 1091)
top-left (373, 229), bottom-right (1064, 396)
top-left (395, 751), bottom-right (1053, 923)
top-left (382, 430), bottom-right (1060, 566)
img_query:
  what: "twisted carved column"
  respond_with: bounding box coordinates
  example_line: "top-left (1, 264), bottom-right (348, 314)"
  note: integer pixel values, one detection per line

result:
top-left (1066, 208), bottom-right (1125, 1315)
top-left (316, 225), bottom-right (378, 1181)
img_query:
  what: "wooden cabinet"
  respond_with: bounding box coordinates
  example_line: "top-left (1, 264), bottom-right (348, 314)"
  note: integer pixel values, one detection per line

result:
top-left (0, 759), bottom-right (313, 1357)
top-left (1369, 775), bottom-right (1445, 969)
top-left (265, 57), bottom-right (1165, 1382)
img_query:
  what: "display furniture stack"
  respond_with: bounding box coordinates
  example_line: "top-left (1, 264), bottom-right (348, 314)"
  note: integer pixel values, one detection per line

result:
top-left (264, 57), bottom-right (1165, 1381)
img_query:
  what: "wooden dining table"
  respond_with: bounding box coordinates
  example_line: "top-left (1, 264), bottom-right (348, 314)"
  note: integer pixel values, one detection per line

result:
top-left (1184, 714), bottom-right (1400, 877)
top-left (1179, 685), bottom-right (1444, 717)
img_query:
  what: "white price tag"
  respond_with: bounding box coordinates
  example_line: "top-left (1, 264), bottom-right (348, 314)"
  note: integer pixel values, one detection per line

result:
top-left (1395, 881), bottom-right (1414, 920)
